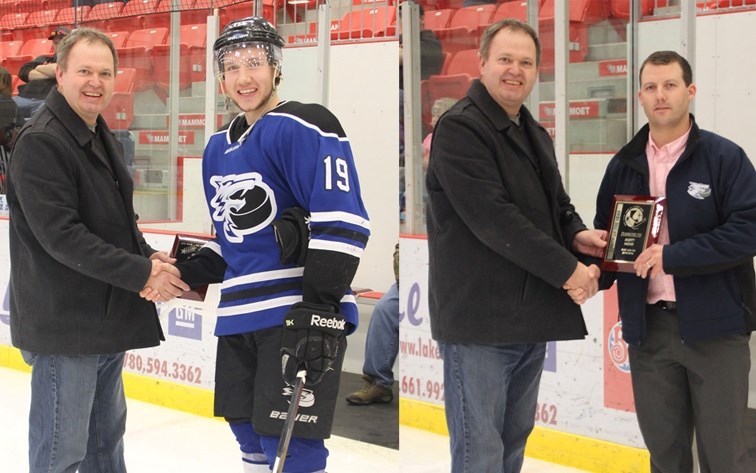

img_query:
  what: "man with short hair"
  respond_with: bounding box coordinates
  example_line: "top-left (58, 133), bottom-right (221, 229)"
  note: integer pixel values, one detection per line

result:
top-left (425, 18), bottom-right (605, 472)
top-left (7, 27), bottom-right (187, 472)
top-left (13, 25), bottom-right (70, 119)
top-left (593, 50), bottom-right (756, 473)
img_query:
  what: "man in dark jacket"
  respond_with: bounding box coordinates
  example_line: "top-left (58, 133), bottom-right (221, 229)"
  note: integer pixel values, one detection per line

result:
top-left (593, 51), bottom-right (756, 473)
top-left (7, 28), bottom-right (188, 473)
top-left (13, 26), bottom-right (70, 119)
top-left (425, 19), bottom-right (606, 473)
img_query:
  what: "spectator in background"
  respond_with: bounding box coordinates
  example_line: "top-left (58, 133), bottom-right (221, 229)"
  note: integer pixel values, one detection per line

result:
top-left (0, 66), bottom-right (23, 195)
top-left (346, 243), bottom-right (400, 406)
top-left (13, 26), bottom-right (70, 119)
top-left (399, 4), bottom-right (444, 224)
top-left (422, 97), bottom-right (456, 171)
top-left (399, 4), bottom-right (445, 90)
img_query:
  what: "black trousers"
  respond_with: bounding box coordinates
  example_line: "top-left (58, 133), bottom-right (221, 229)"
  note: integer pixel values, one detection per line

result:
top-left (629, 305), bottom-right (751, 473)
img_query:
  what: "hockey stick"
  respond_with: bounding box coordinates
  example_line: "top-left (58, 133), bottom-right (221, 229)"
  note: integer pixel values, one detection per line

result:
top-left (272, 370), bottom-right (307, 473)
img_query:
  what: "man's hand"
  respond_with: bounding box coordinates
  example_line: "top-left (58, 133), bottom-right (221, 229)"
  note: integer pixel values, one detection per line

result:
top-left (572, 229), bottom-right (608, 258)
top-left (140, 259), bottom-right (189, 302)
top-left (150, 251), bottom-right (176, 265)
top-left (634, 244), bottom-right (665, 279)
top-left (563, 263), bottom-right (600, 304)
top-left (281, 302), bottom-right (346, 387)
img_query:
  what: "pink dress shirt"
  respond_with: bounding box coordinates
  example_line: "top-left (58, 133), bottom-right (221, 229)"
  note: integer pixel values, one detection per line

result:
top-left (644, 127), bottom-right (691, 304)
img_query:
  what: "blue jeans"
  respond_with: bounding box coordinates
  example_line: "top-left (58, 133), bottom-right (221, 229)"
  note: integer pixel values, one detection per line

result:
top-left (22, 350), bottom-right (128, 473)
top-left (362, 283), bottom-right (399, 388)
top-left (441, 342), bottom-right (546, 473)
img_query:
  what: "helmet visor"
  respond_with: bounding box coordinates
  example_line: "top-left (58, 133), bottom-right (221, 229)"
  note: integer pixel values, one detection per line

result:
top-left (214, 42), bottom-right (282, 79)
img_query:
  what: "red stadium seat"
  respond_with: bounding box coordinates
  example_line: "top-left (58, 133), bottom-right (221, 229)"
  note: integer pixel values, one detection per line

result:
top-left (442, 48), bottom-right (479, 77)
top-left (152, 23), bottom-right (207, 91)
top-left (610, 0), bottom-right (667, 18)
top-left (0, 39), bottom-right (23, 59)
top-left (435, 4), bottom-right (495, 55)
top-left (101, 68), bottom-right (136, 130)
top-left (424, 8), bottom-right (453, 30)
top-left (718, 0), bottom-right (756, 7)
top-left (110, 0), bottom-right (161, 32)
top-left (152, 0), bottom-right (205, 29)
top-left (85, 2), bottom-right (126, 30)
top-left (425, 48), bottom-right (478, 116)
top-left (0, 12), bottom-right (28, 32)
top-left (106, 30), bottom-right (130, 49)
top-left (25, 9), bottom-right (58, 28)
top-left (538, 0), bottom-right (605, 74)
top-left (115, 27), bottom-right (168, 91)
top-left (333, 5), bottom-right (396, 40)
top-left (3, 37), bottom-right (53, 76)
top-left (427, 69), bottom-right (472, 105)
top-left (493, 1), bottom-right (528, 22)
top-left (475, 1), bottom-right (529, 39)
top-left (540, 0), bottom-right (608, 24)
top-left (53, 5), bottom-right (91, 26)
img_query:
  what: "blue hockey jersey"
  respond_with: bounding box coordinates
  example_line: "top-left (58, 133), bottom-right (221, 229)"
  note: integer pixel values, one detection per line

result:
top-left (202, 101), bottom-right (370, 336)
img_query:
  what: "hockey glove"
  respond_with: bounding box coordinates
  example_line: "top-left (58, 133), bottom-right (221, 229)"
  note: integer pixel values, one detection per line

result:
top-left (281, 302), bottom-right (346, 386)
top-left (271, 207), bottom-right (309, 266)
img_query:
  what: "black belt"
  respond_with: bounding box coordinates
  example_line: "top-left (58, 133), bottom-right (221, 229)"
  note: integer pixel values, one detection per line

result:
top-left (649, 300), bottom-right (676, 311)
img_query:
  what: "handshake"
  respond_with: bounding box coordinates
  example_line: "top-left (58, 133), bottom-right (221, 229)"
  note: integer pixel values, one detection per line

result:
top-left (563, 229), bottom-right (607, 305)
top-left (563, 263), bottom-right (601, 305)
top-left (139, 252), bottom-right (190, 303)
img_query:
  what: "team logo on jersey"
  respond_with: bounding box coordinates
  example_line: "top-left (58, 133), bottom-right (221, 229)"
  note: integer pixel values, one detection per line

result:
top-left (209, 172), bottom-right (277, 243)
top-left (283, 386), bottom-right (316, 408)
top-left (687, 182), bottom-right (711, 200)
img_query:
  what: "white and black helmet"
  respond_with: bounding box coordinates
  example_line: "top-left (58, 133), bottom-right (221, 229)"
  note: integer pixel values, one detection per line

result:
top-left (213, 16), bottom-right (284, 79)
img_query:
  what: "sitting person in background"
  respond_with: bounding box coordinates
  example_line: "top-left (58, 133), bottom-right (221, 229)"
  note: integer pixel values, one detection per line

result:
top-left (422, 97), bottom-right (457, 172)
top-left (346, 243), bottom-right (400, 405)
top-left (0, 66), bottom-right (23, 195)
top-left (13, 26), bottom-right (70, 119)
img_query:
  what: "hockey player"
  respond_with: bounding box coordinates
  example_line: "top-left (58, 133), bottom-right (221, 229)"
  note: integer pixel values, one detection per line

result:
top-left (143, 17), bottom-right (370, 473)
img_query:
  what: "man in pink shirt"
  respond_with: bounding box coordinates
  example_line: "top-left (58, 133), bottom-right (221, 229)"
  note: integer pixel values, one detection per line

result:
top-left (592, 50), bottom-right (756, 473)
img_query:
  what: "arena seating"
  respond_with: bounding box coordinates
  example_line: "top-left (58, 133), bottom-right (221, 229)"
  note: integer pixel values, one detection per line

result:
top-left (3, 36), bottom-right (51, 76)
top-left (423, 8), bottom-right (452, 30)
top-left (0, 38), bottom-right (22, 59)
top-left (610, 0), bottom-right (666, 18)
top-left (115, 26), bottom-right (168, 91)
top-left (432, 4), bottom-right (495, 55)
top-left (106, 30), bottom-right (131, 49)
top-left (0, 12), bottom-right (28, 32)
top-left (333, 5), bottom-right (395, 39)
top-left (53, 5), bottom-right (90, 26)
top-left (85, 2), bottom-right (126, 31)
top-left (109, 0), bottom-right (160, 32)
top-left (152, 22), bottom-right (206, 90)
top-left (101, 67), bottom-right (137, 130)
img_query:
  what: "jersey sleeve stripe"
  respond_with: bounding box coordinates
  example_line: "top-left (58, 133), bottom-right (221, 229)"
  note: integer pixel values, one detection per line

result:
top-left (309, 239), bottom-right (365, 258)
top-left (216, 295), bottom-right (303, 317)
top-left (215, 293), bottom-right (358, 317)
top-left (220, 280), bottom-right (303, 303)
top-left (310, 211), bottom-right (371, 231)
top-left (311, 226), bottom-right (370, 245)
top-left (222, 267), bottom-right (305, 290)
